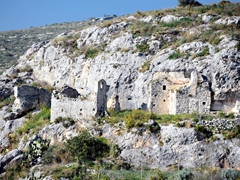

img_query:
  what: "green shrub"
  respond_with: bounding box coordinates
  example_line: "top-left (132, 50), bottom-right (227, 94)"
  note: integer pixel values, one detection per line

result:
top-left (194, 125), bottom-right (213, 138)
top-left (54, 116), bottom-right (75, 128)
top-left (168, 50), bottom-right (182, 59)
top-left (125, 110), bottom-right (151, 129)
top-left (196, 47), bottom-right (209, 57)
top-left (178, 0), bottom-right (202, 7)
top-left (146, 122), bottom-right (161, 134)
top-left (22, 137), bottom-right (50, 167)
top-left (217, 111), bottom-right (226, 118)
top-left (85, 49), bottom-right (99, 59)
top-left (221, 169), bottom-right (239, 180)
top-left (171, 168), bottom-right (194, 180)
top-left (224, 125), bottom-right (240, 139)
top-left (0, 95), bottom-right (15, 109)
top-left (66, 131), bottom-right (110, 163)
top-left (136, 42), bottom-right (149, 53)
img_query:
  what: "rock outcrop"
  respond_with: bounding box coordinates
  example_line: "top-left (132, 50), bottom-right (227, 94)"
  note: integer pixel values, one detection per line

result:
top-left (102, 123), bottom-right (240, 169)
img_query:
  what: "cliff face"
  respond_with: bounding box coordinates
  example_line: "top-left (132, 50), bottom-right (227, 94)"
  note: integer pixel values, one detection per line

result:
top-left (15, 13), bottom-right (240, 116)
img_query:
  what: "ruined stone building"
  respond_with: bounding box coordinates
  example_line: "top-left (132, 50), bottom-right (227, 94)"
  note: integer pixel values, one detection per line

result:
top-left (51, 80), bottom-right (109, 122)
top-left (50, 71), bottom-right (240, 122)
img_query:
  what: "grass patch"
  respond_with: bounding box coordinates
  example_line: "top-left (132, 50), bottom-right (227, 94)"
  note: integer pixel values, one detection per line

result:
top-left (196, 47), bottom-right (209, 57)
top-left (54, 116), bottom-right (75, 128)
top-left (168, 50), bottom-right (183, 59)
top-left (17, 106), bottom-right (51, 135)
top-left (85, 49), bottom-right (99, 59)
top-left (224, 125), bottom-right (240, 140)
top-left (0, 95), bottom-right (15, 109)
top-left (136, 42), bottom-right (149, 53)
top-left (139, 60), bottom-right (151, 73)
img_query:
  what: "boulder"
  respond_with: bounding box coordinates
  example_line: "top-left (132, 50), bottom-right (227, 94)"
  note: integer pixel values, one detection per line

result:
top-left (12, 85), bottom-right (51, 117)
top-left (0, 149), bottom-right (22, 173)
top-left (160, 15), bottom-right (179, 23)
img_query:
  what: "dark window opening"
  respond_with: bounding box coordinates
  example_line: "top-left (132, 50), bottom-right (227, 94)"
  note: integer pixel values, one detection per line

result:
top-left (153, 104), bottom-right (156, 107)
top-left (93, 108), bottom-right (95, 111)
top-left (80, 108), bottom-right (82, 111)
top-left (163, 99), bottom-right (166, 102)
top-left (80, 113), bottom-right (82, 115)
top-left (202, 102), bottom-right (206, 105)
top-left (128, 97), bottom-right (132, 100)
top-left (163, 85), bottom-right (166, 90)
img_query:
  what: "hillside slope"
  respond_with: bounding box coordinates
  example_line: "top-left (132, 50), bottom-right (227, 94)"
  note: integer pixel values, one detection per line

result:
top-left (0, 2), bottom-right (240, 179)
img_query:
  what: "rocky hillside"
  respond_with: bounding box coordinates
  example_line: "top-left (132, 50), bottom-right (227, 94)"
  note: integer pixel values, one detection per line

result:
top-left (1, 2), bottom-right (240, 180)
top-left (0, 15), bottom-right (116, 74)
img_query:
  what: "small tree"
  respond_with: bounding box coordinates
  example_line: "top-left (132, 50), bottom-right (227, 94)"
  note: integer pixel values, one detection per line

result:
top-left (66, 131), bottom-right (110, 164)
top-left (178, 0), bottom-right (202, 6)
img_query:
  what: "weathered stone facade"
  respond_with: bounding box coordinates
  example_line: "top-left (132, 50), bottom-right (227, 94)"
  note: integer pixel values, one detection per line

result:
top-left (51, 80), bottom-right (109, 122)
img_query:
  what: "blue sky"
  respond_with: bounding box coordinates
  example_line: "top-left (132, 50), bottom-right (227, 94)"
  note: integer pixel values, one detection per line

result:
top-left (0, 0), bottom-right (239, 32)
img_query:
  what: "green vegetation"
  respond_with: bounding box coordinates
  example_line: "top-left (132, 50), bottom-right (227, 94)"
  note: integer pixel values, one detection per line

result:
top-left (178, 0), bottom-right (202, 7)
top-left (66, 131), bottom-right (110, 163)
top-left (224, 125), bottom-right (240, 140)
top-left (0, 95), bottom-right (15, 109)
top-left (168, 50), bottom-right (183, 59)
top-left (125, 110), bottom-right (152, 129)
top-left (194, 125), bottom-right (213, 138)
top-left (139, 60), bottom-right (151, 73)
top-left (221, 169), bottom-right (239, 180)
top-left (196, 47), bottom-right (209, 57)
top-left (136, 42), bottom-right (149, 53)
top-left (85, 49), bottom-right (99, 59)
top-left (17, 106), bottom-right (51, 135)
top-left (0, 21), bottom-right (93, 74)
top-left (54, 116), bottom-right (75, 128)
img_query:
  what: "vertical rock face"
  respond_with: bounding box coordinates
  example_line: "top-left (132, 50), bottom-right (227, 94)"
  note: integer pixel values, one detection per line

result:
top-left (102, 124), bottom-right (240, 169)
top-left (15, 18), bottom-right (240, 117)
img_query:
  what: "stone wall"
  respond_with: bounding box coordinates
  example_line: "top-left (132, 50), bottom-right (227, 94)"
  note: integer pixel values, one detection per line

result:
top-left (50, 88), bottom-right (97, 122)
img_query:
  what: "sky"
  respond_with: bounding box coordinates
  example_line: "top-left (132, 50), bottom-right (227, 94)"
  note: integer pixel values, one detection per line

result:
top-left (0, 0), bottom-right (239, 32)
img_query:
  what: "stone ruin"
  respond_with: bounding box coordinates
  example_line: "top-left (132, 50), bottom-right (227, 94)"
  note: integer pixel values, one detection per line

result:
top-left (50, 80), bottom-right (109, 122)
top-left (49, 72), bottom-right (240, 122)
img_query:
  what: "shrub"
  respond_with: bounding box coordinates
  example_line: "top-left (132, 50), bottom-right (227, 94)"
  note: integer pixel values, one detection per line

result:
top-left (22, 137), bottom-right (50, 167)
top-left (136, 42), bottom-right (149, 53)
top-left (178, 0), bottom-right (202, 7)
top-left (194, 125), bottom-right (213, 138)
top-left (125, 110), bottom-right (151, 129)
top-left (85, 49), bottom-right (99, 59)
top-left (196, 47), bottom-right (209, 57)
top-left (0, 95), bottom-right (15, 109)
top-left (224, 125), bottom-right (240, 139)
top-left (146, 122), bottom-right (161, 134)
top-left (221, 169), bottom-right (239, 180)
top-left (172, 168), bottom-right (194, 180)
top-left (54, 116), bottom-right (75, 128)
top-left (217, 111), bottom-right (226, 118)
top-left (139, 60), bottom-right (151, 73)
top-left (168, 50), bottom-right (182, 59)
top-left (66, 131), bottom-right (110, 163)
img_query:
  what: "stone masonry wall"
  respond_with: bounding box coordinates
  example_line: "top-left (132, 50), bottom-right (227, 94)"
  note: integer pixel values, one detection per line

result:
top-left (51, 90), bottom-right (97, 122)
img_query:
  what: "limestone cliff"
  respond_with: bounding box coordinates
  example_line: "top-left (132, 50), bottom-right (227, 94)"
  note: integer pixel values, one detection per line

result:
top-left (0, 3), bottom-right (240, 178)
